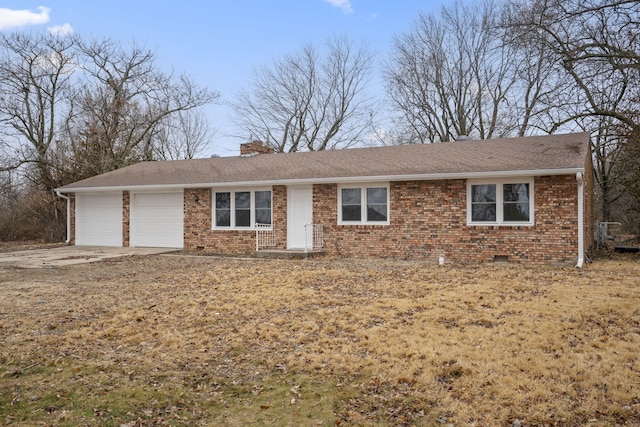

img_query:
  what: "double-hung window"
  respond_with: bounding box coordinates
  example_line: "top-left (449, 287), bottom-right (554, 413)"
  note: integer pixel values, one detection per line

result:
top-left (213, 189), bottom-right (272, 228)
top-left (467, 178), bottom-right (534, 225)
top-left (338, 184), bottom-right (389, 225)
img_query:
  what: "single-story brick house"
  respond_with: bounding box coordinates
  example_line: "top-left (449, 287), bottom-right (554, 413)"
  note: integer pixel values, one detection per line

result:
top-left (55, 132), bottom-right (593, 265)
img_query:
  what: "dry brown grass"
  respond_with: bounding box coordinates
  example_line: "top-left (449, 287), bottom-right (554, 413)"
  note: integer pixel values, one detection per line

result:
top-left (1, 254), bottom-right (639, 426)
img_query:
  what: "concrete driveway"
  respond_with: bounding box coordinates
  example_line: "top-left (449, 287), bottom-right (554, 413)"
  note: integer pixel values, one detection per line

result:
top-left (0, 246), bottom-right (178, 269)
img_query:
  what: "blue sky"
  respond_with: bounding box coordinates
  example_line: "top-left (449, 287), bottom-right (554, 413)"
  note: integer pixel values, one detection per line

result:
top-left (0, 1), bottom-right (448, 156)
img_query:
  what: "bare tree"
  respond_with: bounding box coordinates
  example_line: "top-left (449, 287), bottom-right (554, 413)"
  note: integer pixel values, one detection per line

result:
top-left (0, 32), bottom-right (75, 191)
top-left (582, 117), bottom-right (627, 221)
top-left (504, 0), bottom-right (639, 131)
top-left (153, 109), bottom-right (215, 160)
top-left (63, 37), bottom-right (219, 178)
top-left (620, 128), bottom-right (640, 233)
top-left (385, 1), bottom-right (545, 143)
top-left (0, 32), bottom-right (220, 240)
top-left (232, 35), bottom-right (374, 152)
top-left (504, 0), bottom-right (640, 228)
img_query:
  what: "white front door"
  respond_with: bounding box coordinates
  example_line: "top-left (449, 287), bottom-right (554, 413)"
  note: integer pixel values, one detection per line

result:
top-left (287, 186), bottom-right (313, 249)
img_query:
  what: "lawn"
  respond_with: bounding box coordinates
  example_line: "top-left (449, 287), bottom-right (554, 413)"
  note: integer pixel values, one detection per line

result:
top-left (1, 254), bottom-right (639, 426)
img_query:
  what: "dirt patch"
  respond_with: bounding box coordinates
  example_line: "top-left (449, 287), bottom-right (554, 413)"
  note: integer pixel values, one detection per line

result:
top-left (1, 254), bottom-right (639, 426)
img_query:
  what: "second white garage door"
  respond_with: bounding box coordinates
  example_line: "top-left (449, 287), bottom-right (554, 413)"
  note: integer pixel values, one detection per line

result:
top-left (130, 192), bottom-right (184, 248)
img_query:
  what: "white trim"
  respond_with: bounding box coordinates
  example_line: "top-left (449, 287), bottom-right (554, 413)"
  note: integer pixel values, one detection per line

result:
top-left (338, 183), bottom-right (390, 226)
top-left (55, 168), bottom-right (585, 193)
top-left (212, 187), bottom-right (272, 230)
top-left (467, 178), bottom-right (535, 226)
top-left (576, 172), bottom-right (584, 268)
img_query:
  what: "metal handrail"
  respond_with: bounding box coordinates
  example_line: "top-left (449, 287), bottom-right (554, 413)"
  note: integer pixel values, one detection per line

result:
top-left (304, 223), bottom-right (324, 252)
top-left (255, 223), bottom-right (276, 251)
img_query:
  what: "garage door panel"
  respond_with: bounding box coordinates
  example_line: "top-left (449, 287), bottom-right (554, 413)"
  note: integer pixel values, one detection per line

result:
top-left (130, 192), bottom-right (183, 248)
top-left (75, 193), bottom-right (123, 247)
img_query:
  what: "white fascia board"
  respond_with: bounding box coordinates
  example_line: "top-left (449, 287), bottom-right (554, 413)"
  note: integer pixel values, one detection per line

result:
top-left (54, 167), bottom-right (584, 193)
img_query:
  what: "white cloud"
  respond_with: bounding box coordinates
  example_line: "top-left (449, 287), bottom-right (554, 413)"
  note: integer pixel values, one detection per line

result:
top-left (0, 6), bottom-right (51, 30)
top-left (48, 23), bottom-right (73, 36)
top-left (323, 0), bottom-right (354, 14)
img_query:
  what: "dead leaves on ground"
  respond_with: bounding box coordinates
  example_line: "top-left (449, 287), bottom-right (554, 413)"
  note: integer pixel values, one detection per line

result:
top-left (1, 255), bottom-right (639, 426)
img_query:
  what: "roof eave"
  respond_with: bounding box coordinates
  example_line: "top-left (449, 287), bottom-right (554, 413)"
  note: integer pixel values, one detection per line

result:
top-left (55, 167), bottom-right (584, 193)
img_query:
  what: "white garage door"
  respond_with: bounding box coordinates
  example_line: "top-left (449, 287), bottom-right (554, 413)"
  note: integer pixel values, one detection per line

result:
top-left (76, 192), bottom-right (123, 246)
top-left (130, 192), bottom-right (184, 248)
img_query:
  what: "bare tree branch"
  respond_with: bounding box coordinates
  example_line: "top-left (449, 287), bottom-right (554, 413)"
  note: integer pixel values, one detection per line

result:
top-left (384, 1), bottom-right (549, 144)
top-left (231, 35), bottom-right (374, 152)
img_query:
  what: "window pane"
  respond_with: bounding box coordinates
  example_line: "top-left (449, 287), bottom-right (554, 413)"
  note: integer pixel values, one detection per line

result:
top-left (503, 183), bottom-right (529, 202)
top-left (215, 192), bottom-right (231, 227)
top-left (472, 184), bottom-right (496, 203)
top-left (367, 205), bottom-right (387, 221)
top-left (341, 188), bottom-right (361, 221)
top-left (235, 192), bottom-right (250, 226)
top-left (255, 208), bottom-right (271, 224)
top-left (215, 192), bottom-right (230, 209)
top-left (503, 183), bottom-right (530, 221)
top-left (342, 205), bottom-right (361, 221)
top-left (216, 209), bottom-right (230, 227)
top-left (235, 209), bottom-right (251, 227)
top-left (472, 203), bottom-right (496, 222)
top-left (367, 187), bottom-right (387, 222)
top-left (342, 188), bottom-right (361, 205)
top-left (255, 191), bottom-right (271, 208)
top-left (471, 184), bottom-right (496, 222)
top-left (367, 188), bottom-right (387, 204)
top-left (504, 202), bottom-right (530, 221)
top-left (255, 191), bottom-right (271, 225)
top-left (235, 192), bottom-right (250, 208)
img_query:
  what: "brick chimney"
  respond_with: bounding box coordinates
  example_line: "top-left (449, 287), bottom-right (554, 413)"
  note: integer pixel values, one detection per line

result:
top-left (240, 140), bottom-right (274, 156)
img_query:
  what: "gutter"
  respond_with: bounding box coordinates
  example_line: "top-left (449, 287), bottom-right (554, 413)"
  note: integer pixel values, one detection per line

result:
top-left (576, 172), bottom-right (584, 268)
top-left (55, 190), bottom-right (71, 244)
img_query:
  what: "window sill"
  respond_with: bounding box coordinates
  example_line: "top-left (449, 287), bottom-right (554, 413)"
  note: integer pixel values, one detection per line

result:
top-left (467, 222), bottom-right (534, 227)
top-left (212, 226), bottom-right (271, 231)
top-left (338, 222), bottom-right (390, 226)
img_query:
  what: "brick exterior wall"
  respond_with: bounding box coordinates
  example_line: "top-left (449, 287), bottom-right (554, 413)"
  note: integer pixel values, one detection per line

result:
top-left (180, 175), bottom-right (585, 263)
top-left (312, 176), bottom-right (581, 263)
top-left (183, 186), bottom-right (288, 254)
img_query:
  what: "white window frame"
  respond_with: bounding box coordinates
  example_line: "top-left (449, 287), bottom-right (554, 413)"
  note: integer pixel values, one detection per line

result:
top-left (338, 183), bottom-right (390, 225)
top-left (466, 178), bottom-right (535, 226)
top-left (212, 187), bottom-right (272, 229)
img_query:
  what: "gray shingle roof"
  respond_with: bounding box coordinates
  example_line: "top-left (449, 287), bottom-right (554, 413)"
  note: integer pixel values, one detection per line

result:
top-left (56, 132), bottom-right (590, 191)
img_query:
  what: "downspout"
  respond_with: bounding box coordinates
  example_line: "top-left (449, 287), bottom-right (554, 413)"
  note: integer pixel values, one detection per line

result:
top-left (55, 190), bottom-right (71, 244)
top-left (575, 172), bottom-right (584, 268)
